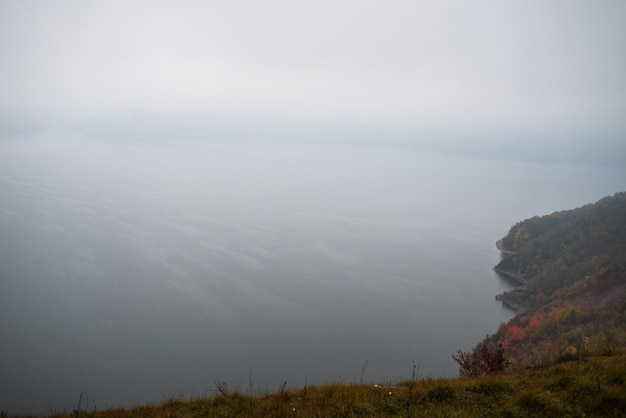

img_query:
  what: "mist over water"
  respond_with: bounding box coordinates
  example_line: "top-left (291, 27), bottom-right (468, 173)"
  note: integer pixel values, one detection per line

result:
top-left (1, 134), bottom-right (624, 414)
top-left (2, 0), bottom-right (625, 413)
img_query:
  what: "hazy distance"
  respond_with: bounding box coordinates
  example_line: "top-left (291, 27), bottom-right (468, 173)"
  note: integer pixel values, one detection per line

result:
top-left (1, 0), bottom-right (625, 165)
top-left (1, 1), bottom-right (626, 414)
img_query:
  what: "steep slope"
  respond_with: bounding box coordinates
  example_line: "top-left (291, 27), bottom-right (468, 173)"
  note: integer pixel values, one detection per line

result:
top-left (487, 192), bottom-right (626, 366)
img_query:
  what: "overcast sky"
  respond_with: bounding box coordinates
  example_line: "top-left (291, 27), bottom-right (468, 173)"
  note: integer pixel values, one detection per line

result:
top-left (1, 1), bottom-right (625, 153)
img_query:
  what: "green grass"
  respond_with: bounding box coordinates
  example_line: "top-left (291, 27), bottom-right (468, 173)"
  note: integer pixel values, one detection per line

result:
top-left (8, 349), bottom-right (625, 418)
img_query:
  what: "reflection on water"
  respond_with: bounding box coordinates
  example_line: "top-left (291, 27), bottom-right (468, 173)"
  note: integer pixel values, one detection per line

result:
top-left (1, 137), bottom-right (624, 413)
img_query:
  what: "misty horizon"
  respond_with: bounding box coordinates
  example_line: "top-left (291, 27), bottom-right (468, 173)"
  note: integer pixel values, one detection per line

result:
top-left (1, 1), bottom-right (626, 414)
top-left (1, 1), bottom-right (626, 166)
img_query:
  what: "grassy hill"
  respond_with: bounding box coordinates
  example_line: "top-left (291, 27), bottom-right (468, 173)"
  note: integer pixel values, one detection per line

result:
top-left (8, 349), bottom-right (625, 417)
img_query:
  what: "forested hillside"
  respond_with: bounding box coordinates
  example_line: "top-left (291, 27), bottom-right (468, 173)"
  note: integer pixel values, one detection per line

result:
top-left (486, 192), bottom-right (626, 366)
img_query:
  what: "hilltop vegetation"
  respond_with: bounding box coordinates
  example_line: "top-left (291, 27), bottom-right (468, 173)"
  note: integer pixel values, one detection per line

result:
top-left (486, 191), bottom-right (626, 367)
top-left (8, 349), bottom-right (626, 417)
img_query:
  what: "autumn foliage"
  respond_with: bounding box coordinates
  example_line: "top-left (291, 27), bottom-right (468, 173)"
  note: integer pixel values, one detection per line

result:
top-left (485, 192), bottom-right (626, 367)
top-left (502, 325), bottom-right (525, 351)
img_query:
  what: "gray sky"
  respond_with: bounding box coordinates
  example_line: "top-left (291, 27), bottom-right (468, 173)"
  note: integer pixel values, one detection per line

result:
top-left (1, 1), bottom-right (625, 154)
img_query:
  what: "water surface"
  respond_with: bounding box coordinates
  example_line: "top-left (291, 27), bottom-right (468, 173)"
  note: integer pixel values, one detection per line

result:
top-left (1, 136), bottom-right (624, 413)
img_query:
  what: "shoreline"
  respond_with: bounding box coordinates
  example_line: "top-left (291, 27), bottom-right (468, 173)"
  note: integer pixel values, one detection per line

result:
top-left (493, 267), bottom-right (528, 285)
top-left (494, 239), bottom-right (527, 284)
top-left (495, 238), bottom-right (516, 254)
top-left (495, 290), bottom-right (533, 313)
top-left (494, 239), bottom-right (530, 312)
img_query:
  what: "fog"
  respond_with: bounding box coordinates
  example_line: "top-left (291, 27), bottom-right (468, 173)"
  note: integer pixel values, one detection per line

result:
top-left (1, 1), bottom-right (626, 414)
top-left (1, 1), bottom-right (626, 163)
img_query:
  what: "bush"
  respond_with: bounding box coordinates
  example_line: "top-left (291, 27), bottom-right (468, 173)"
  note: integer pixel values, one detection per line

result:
top-left (453, 344), bottom-right (511, 377)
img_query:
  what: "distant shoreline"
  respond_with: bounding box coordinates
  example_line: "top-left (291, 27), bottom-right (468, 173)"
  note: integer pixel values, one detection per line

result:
top-left (493, 239), bottom-right (527, 284)
top-left (493, 267), bottom-right (528, 285)
top-left (495, 239), bottom-right (515, 254)
top-left (494, 239), bottom-right (530, 311)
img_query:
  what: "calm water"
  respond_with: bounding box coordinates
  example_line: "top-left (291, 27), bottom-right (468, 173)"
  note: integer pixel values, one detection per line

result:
top-left (1, 135), bottom-right (624, 414)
